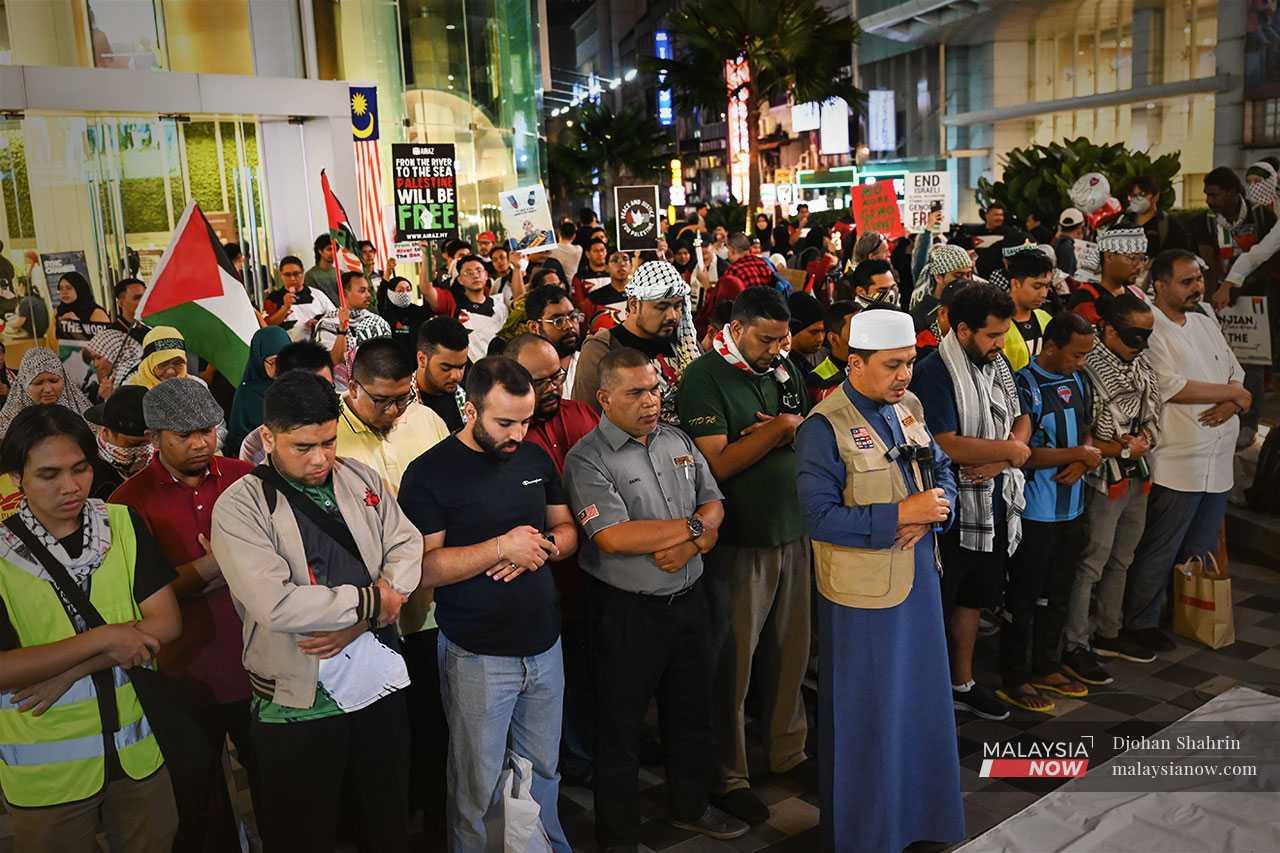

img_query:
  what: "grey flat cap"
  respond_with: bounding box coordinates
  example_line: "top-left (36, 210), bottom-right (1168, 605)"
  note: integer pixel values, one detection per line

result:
top-left (143, 377), bottom-right (224, 432)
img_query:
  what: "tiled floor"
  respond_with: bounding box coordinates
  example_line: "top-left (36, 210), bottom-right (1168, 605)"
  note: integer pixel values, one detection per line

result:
top-left (2, 560), bottom-right (1276, 853)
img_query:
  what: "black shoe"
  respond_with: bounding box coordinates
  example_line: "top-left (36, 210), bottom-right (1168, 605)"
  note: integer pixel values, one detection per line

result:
top-left (953, 682), bottom-right (1010, 720)
top-left (711, 787), bottom-right (770, 825)
top-left (1062, 648), bottom-right (1114, 685)
top-left (1094, 632), bottom-right (1158, 663)
top-left (1133, 627), bottom-right (1176, 653)
top-left (671, 805), bottom-right (751, 840)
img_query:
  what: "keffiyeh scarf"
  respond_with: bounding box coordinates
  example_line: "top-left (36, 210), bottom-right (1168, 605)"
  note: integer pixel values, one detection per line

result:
top-left (712, 324), bottom-right (791, 384)
top-left (938, 331), bottom-right (1025, 555)
top-left (624, 261), bottom-right (702, 375)
top-left (85, 329), bottom-right (143, 387)
top-left (1082, 342), bottom-right (1161, 447)
top-left (1246, 161), bottom-right (1278, 212)
top-left (0, 499), bottom-right (113, 630)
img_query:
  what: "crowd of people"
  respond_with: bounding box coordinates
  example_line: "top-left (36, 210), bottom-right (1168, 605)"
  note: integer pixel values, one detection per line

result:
top-left (0, 159), bottom-right (1272, 853)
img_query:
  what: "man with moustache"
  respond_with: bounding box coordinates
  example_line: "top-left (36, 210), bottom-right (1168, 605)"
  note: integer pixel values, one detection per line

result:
top-left (415, 317), bottom-right (471, 433)
top-left (398, 357), bottom-right (579, 853)
top-left (524, 284), bottom-right (584, 399)
top-left (796, 308), bottom-right (963, 853)
top-left (1068, 228), bottom-right (1149, 325)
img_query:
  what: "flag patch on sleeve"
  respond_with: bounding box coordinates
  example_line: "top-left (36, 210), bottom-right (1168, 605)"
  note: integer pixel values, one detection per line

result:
top-left (577, 504), bottom-right (600, 524)
top-left (850, 427), bottom-right (876, 450)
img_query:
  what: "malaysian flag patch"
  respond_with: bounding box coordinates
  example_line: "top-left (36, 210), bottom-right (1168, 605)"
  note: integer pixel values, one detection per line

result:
top-left (850, 427), bottom-right (876, 450)
top-left (577, 504), bottom-right (600, 524)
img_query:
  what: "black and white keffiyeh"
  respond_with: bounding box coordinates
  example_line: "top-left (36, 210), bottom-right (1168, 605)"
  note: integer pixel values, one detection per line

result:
top-left (624, 261), bottom-right (701, 375)
top-left (1082, 342), bottom-right (1162, 446)
top-left (0, 499), bottom-right (113, 630)
top-left (938, 331), bottom-right (1025, 555)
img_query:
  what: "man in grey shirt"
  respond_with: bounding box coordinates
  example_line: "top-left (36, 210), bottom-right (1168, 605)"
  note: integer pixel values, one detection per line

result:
top-left (564, 347), bottom-right (746, 849)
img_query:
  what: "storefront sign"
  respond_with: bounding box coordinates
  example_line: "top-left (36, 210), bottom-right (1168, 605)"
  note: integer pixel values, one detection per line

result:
top-left (725, 56), bottom-right (751, 205)
top-left (615, 185), bottom-right (661, 252)
top-left (1218, 296), bottom-right (1272, 365)
top-left (498, 184), bottom-right (555, 253)
top-left (904, 171), bottom-right (950, 233)
top-left (392, 143), bottom-right (458, 242)
top-left (655, 30), bottom-right (674, 126)
top-left (819, 98), bottom-right (850, 156)
top-left (850, 180), bottom-right (905, 240)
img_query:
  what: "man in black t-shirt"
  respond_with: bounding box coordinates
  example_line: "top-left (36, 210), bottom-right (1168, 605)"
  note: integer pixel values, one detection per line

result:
top-left (398, 357), bottom-right (579, 853)
top-left (414, 317), bottom-right (471, 433)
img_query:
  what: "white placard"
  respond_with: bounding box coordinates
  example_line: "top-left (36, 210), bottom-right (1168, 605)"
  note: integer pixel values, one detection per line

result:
top-left (791, 101), bottom-right (821, 132)
top-left (869, 90), bottom-right (896, 152)
top-left (394, 242), bottom-right (424, 264)
top-left (903, 171), bottom-right (950, 234)
top-left (497, 184), bottom-right (555, 254)
top-left (819, 97), bottom-right (850, 155)
top-left (1217, 296), bottom-right (1272, 365)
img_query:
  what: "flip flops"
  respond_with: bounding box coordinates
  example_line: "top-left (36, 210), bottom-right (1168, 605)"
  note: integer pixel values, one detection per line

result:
top-left (1032, 672), bottom-right (1089, 699)
top-left (996, 684), bottom-right (1056, 714)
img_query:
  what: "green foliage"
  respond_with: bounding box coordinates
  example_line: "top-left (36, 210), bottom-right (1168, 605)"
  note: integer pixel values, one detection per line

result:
top-left (548, 101), bottom-right (673, 206)
top-left (120, 177), bottom-right (169, 233)
top-left (705, 199), bottom-right (747, 233)
top-left (0, 132), bottom-right (34, 240)
top-left (184, 122), bottom-right (225, 213)
top-left (976, 137), bottom-right (1181, 225)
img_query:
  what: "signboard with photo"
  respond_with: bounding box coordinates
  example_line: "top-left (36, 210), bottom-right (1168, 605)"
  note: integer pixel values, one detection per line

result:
top-left (903, 171), bottom-right (950, 234)
top-left (392, 143), bottom-right (458, 242)
top-left (614, 185), bottom-right (661, 252)
top-left (1218, 296), bottom-right (1272, 365)
top-left (497, 184), bottom-right (555, 253)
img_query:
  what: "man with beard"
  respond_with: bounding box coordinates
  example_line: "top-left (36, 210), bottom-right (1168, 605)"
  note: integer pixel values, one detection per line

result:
top-left (84, 384), bottom-right (153, 498)
top-left (677, 287), bottom-right (811, 824)
top-left (1122, 250), bottom-right (1249, 658)
top-left (111, 378), bottom-right (260, 851)
top-left (415, 317), bottom-right (471, 433)
top-left (565, 348), bottom-right (746, 849)
top-left (572, 261), bottom-right (701, 426)
top-left (398, 357), bottom-right (579, 853)
top-left (524, 284), bottom-right (584, 399)
top-left (1068, 228), bottom-right (1148, 325)
top-left (910, 284), bottom-right (1032, 722)
top-left (507, 333), bottom-right (599, 788)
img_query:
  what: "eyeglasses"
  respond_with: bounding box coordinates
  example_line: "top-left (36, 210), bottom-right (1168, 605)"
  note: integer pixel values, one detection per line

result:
top-left (1111, 325), bottom-right (1153, 350)
top-left (353, 380), bottom-right (417, 411)
top-left (531, 368), bottom-right (568, 392)
top-left (538, 312), bottom-right (584, 330)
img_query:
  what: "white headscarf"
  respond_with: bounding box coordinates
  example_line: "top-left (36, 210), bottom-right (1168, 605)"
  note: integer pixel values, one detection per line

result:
top-left (0, 347), bottom-right (91, 438)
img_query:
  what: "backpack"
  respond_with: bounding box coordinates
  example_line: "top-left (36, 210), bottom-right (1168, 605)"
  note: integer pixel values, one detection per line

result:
top-left (1246, 428), bottom-right (1280, 516)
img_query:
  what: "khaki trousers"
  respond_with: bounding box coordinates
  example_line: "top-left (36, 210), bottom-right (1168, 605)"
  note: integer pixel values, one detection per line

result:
top-left (6, 766), bottom-right (178, 853)
top-left (704, 538), bottom-right (812, 792)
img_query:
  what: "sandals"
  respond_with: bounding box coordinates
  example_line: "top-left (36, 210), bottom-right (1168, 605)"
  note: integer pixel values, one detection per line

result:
top-left (996, 683), bottom-right (1056, 713)
top-left (1032, 671), bottom-right (1089, 699)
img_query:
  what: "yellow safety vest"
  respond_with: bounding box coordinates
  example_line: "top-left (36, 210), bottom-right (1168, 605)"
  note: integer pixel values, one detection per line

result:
top-left (0, 504), bottom-right (163, 807)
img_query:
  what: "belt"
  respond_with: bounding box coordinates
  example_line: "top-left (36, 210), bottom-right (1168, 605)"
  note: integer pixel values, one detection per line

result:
top-left (634, 581), bottom-right (698, 606)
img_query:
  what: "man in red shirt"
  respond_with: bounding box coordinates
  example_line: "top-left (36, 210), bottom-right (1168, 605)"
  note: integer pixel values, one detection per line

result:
top-left (697, 233), bottom-right (776, 334)
top-left (507, 332), bottom-right (600, 787)
top-left (111, 377), bottom-right (258, 851)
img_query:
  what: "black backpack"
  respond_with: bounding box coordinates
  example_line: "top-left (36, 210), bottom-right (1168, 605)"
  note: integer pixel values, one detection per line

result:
top-left (1246, 428), bottom-right (1280, 516)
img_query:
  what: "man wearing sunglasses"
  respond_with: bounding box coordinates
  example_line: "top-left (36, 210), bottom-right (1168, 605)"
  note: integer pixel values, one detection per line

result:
top-left (525, 284), bottom-right (584, 400)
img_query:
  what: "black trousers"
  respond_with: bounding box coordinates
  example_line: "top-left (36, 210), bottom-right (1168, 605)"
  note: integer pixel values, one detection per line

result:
top-left (1001, 518), bottom-right (1086, 687)
top-left (590, 576), bottom-right (713, 847)
top-left (250, 691), bottom-right (410, 853)
top-left (167, 692), bottom-right (257, 853)
top-left (401, 628), bottom-right (448, 851)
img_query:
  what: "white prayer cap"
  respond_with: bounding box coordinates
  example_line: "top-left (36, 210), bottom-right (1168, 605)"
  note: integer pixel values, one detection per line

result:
top-left (849, 308), bottom-right (915, 351)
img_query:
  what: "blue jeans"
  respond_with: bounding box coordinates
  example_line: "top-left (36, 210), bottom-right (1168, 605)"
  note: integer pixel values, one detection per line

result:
top-left (437, 631), bottom-right (569, 853)
top-left (1123, 486), bottom-right (1228, 632)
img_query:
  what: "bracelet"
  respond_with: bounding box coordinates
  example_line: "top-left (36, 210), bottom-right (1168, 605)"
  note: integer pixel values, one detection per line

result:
top-left (496, 534), bottom-right (504, 562)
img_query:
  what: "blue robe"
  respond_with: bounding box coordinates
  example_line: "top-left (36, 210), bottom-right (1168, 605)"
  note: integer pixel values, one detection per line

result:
top-left (795, 381), bottom-right (964, 853)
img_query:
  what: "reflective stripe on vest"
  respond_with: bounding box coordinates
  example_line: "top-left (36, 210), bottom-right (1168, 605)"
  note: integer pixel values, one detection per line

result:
top-left (0, 716), bottom-right (152, 767)
top-left (0, 666), bottom-right (129, 713)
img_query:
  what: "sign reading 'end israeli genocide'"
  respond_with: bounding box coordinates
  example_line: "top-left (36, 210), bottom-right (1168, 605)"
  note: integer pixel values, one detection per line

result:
top-left (392, 143), bottom-right (458, 242)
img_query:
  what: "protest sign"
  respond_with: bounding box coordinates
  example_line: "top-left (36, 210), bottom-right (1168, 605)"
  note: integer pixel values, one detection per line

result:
top-left (904, 171), bottom-right (949, 233)
top-left (394, 242), bottom-right (424, 264)
top-left (498, 184), bottom-right (555, 253)
top-left (850, 180), bottom-right (905, 240)
top-left (1218, 296), bottom-right (1272, 365)
top-left (614, 185), bottom-right (661, 252)
top-left (392, 143), bottom-right (458, 242)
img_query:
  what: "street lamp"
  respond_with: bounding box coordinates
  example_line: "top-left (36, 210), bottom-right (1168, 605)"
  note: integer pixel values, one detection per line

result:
top-left (623, 68), bottom-right (638, 81)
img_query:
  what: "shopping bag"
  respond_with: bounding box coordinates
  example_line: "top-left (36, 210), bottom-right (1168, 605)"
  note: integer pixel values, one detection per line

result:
top-left (1172, 553), bottom-right (1235, 649)
top-left (485, 749), bottom-right (554, 853)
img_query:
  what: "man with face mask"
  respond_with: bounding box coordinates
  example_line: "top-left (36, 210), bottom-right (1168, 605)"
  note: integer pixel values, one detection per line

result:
top-left (572, 260), bottom-right (701, 426)
top-left (1120, 176), bottom-right (1192, 258)
top-left (677, 287), bottom-right (811, 825)
top-left (910, 284), bottom-right (1033, 722)
top-left (1068, 228), bottom-right (1149, 325)
top-left (848, 259), bottom-right (900, 310)
top-left (84, 384), bottom-right (153, 498)
top-left (398, 357), bottom-right (579, 853)
top-left (524, 284), bottom-right (583, 399)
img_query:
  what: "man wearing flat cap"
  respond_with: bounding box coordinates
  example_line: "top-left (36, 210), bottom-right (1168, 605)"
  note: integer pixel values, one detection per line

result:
top-left (109, 377), bottom-right (261, 850)
top-left (795, 307), bottom-right (964, 853)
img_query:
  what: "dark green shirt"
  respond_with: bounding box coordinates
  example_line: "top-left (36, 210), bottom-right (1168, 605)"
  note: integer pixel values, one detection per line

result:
top-left (677, 350), bottom-right (809, 548)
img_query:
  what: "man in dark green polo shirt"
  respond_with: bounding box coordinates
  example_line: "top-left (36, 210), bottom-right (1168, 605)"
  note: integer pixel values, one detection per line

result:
top-left (676, 286), bottom-right (811, 824)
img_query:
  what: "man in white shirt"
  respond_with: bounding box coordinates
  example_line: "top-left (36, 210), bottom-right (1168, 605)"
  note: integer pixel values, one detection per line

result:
top-left (1121, 249), bottom-right (1250, 656)
top-left (546, 220), bottom-right (583, 283)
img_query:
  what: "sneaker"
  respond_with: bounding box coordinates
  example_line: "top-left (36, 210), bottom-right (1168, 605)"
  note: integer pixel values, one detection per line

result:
top-left (671, 805), bottom-right (750, 840)
top-left (1097, 632), bottom-right (1158, 662)
top-left (953, 682), bottom-right (1010, 720)
top-left (1062, 648), bottom-right (1114, 686)
top-left (711, 787), bottom-right (770, 825)
top-left (1132, 627), bottom-right (1176, 653)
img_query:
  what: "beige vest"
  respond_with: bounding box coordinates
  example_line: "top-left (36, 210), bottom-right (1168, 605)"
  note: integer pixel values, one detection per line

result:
top-left (807, 388), bottom-right (932, 609)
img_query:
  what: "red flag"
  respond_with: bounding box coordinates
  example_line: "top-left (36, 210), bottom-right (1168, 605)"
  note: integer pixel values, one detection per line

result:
top-left (320, 170), bottom-right (364, 308)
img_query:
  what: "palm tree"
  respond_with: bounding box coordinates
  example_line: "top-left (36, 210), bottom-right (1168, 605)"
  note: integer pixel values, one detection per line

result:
top-left (548, 101), bottom-right (673, 217)
top-left (648, 0), bottom-right (861, 222)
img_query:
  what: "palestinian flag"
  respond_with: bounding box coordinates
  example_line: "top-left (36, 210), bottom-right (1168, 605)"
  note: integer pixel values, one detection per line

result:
top-left (138, 201), bottom-right (258, 384)
top-left (321, 169), bottom-right (364, 279)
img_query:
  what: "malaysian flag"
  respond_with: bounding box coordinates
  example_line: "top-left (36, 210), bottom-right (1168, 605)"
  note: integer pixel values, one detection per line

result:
top-left (350, 85), bottom-right (391, 273)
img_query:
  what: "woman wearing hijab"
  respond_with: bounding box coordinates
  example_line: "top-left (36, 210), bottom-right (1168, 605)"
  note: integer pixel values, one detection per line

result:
top-left (224, 326), bottom-right (290, 457)
top-left (129, 327), bottom-right (190, 390)
top-left (0, 347), bottom-right (91, 438)
top-left (753, 213), bottom-right (774, 254)
top-left (378, 275), bottom-right (434, 362)
top-left (54, 272), bottom-right (109, 339)
top-left (84, 328), bottom-right (143, 402)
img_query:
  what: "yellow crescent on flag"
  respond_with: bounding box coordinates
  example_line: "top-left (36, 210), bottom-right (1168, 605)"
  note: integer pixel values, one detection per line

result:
top-left (351, 90), bottom-right (376, 139)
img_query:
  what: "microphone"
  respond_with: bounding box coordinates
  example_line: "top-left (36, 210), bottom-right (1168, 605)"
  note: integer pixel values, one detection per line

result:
top-left (914, 446), bottom-right (935, 492)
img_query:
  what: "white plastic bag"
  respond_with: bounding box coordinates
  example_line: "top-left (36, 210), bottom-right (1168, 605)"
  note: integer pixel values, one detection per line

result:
top-left (486, 750), bottom-right (554, 853)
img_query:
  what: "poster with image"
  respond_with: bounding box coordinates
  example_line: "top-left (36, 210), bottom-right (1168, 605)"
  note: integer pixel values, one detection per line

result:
top-left (392, 143), bottom-right (458, 242)
top-left (497, 184), bottom-right (555, 253)
top-left (614, 185), bottom-right (661, 252)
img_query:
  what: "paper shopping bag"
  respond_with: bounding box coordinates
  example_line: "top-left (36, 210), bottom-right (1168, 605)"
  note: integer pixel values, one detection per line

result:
top-left (1172, 554), bottom-right (1235, 649)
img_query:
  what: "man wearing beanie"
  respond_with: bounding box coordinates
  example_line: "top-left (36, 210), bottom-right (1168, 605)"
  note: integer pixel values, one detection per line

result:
top-left (796, 307), bottom-right (963, 853)
top-left (109, 377), bottom-right (261, 850)
top-left (786, 291), bottom-right (826, 369)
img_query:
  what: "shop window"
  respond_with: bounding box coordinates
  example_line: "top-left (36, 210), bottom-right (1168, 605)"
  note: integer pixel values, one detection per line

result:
top-left (1248, 98), bottom-right (1280, 146)
top-left (87, 0), bottom-right (163, 70)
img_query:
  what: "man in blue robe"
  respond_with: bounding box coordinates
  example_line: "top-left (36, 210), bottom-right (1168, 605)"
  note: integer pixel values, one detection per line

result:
top-left (796, 307), bottom-right (965, 852)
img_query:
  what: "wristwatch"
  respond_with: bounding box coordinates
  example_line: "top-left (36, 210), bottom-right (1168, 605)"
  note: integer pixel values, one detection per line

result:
top-left (687, 515), bottom-right (705, 540)
top-left (1119, 445), bottom-right (1131, 460)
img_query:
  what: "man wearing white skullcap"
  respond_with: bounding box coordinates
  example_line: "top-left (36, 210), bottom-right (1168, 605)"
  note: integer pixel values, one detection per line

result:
top-left (570, 260), bottom-right (701, 425)
top-left (795, 306), bottom-right (963, 853)
top-left (1067, 227), bottom-right (1149, 325)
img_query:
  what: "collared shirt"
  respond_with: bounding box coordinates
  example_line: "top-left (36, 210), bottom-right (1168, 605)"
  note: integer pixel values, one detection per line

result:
top-left (564, 415), bottom-right (722, 595)
top-left (110, 454), bottom-right (255, 703)
top-left (1146, 304), bottom-right (1245, 493)
top-left (335, 398), bottom-right (450, 494)
top-left (525, 399), bottom-right (600, 474)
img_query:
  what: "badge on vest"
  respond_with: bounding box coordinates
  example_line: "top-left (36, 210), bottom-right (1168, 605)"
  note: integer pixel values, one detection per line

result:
top-left (850, 426), bottom-right (876, 450)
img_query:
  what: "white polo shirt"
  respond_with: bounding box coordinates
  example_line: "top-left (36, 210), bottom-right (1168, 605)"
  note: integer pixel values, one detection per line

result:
top-left (1146, 303), bottom-right (1244, 494)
